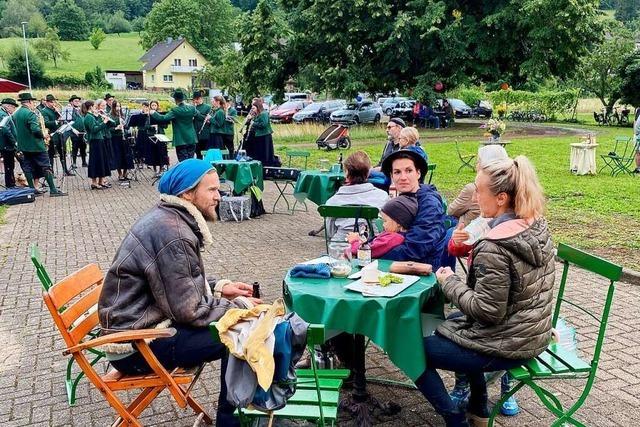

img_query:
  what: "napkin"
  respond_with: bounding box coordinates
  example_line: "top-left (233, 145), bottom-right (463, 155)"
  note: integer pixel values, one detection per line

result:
top-left (290, 263), bottom-right (331, 278)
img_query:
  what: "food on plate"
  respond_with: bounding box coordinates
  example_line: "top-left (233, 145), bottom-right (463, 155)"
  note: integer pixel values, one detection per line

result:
top-left (362, 269), bottom-right (380, 284)
top-left (331, 263), bottom-right (352, 278)
top-left (378, 273), bottom-right (403, 287)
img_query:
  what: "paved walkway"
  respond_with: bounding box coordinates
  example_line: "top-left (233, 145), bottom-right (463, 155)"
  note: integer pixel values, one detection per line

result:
top-left (0, 166), bottom-right (639, 426)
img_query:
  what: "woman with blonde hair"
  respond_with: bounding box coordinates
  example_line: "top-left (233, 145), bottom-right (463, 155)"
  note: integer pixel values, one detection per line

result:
top-left (415, 155), bottom-right (555, 427)
top-left (397, 126), bottom-right (428, 161)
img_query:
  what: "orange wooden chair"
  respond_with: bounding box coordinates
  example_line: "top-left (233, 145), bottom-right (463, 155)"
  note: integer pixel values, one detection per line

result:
top-left (42, 263), bottom-right (212, 426)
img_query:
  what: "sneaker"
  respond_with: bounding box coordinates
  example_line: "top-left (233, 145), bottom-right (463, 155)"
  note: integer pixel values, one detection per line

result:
top-left (499, 373), bottom-right (520, 416)
top-left (450, 382), bottom-right (471, 411)
top-left (500, 394), bottom-right (520, 416)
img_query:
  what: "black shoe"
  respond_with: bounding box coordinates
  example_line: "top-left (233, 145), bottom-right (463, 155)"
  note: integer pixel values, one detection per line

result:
top-left (65, 170), bottom-right (76, 176)
top-left (50, 190), bottom-right (68, 197)
top-left (82, 162), bottom-right (88, 167)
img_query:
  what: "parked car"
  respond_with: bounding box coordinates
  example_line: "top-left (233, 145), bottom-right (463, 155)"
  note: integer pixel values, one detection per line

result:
top-left (293, 100), bottom-right (346, 124)
top-left (471, 100), bottom-right (493, 118)
top-left (389, 100), bottom-right (417, 122)
top-left (381, 97), bottom-right (409, 115)
top-left (447, 98), bottom-right (473, 118)
top-left (285, 92), bottom-right (312, 101)
top-left (330, 101), bottom-right (383, 124)
top-left (270, 101), bottom-right (312, 123)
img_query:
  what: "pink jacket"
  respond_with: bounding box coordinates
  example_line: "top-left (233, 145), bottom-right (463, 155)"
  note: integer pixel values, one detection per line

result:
top-left (350, 231), bottom-right (405, 258)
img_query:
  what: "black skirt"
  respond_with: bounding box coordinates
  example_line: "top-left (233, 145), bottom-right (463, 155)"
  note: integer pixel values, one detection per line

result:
top-left (246, 133), bottom-right (278, 166)
top-left (88, 139), bottom-right (112, 178)
top-left (146, 137), bottom-right (169, 167)
top-left (104, 136), bottom-right (116, 171)
top-left (111, 132), bottom-right (134, 170)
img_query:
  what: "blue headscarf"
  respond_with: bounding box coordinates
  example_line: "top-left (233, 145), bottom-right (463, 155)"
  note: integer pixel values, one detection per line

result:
top-left (157, 159), bottom-right (214, 196)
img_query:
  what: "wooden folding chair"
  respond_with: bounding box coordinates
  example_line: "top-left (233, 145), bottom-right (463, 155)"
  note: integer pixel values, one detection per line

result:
top-left (30, 243), bottom-right (105, 406)
top-left (42, 264), bottom-right (212, 426)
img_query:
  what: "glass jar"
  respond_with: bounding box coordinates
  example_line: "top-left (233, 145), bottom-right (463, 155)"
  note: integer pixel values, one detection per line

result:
top-left (328, 241), bottom-right (352, 277)
top-left (319, 158), bottom-right (330, 172)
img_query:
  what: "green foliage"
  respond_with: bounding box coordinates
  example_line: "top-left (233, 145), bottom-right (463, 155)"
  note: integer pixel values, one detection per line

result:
top-left (131, 17), bottom-right (144, 33)
top-left (619, 53), bottom-right (640, 107)
top-left (28, 13), bottom-right (48, 38)
top-left (447, 87), bottom-right (487, 108)
top-left (41, 74), bottom-right (87, 87)
top-left (51, 0), bottom-right (90, 41)
top-left (279, 0), bottom-right (603, 96)
top-left (141, 0), bottom-right (236, 61)
top-left (33, 27), bottom-right (70, 68)
top-left (106, 11), bottom-right (132, 35)
top-left (5, 44), bottom-right (46, 86)
top-left (614, 0), bottom-right (639, 23)
top-left (0, 0), bottom-right (38, 37)
top-left (575, 19), bottom-right (635, 109)
top-left (488, 89), bottom-right (581, 119)
top-left (84, 65), bottom-right (111, 89)
top-left (239, 0), bottom-right (292, 101)
top-left (199, 46), bottom-right (244, 95)
top-left (89, 28), bottom-right (107, 50)
top-left (231, 0), bottom-right (258, 11)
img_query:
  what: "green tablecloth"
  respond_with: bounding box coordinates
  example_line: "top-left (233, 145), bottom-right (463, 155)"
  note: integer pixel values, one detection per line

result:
top-left (293, 170), bottom-right (345, 206)
top-left (283, 259), bottom-right (444, 381)
top-left (212, 160), bottom-right (264, 195)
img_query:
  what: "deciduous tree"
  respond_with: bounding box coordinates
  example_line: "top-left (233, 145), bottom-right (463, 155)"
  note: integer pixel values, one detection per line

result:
top-left (5, 44), bottom-right (46, 86)
top-left (89, 28), bottom-right (107, 49)
top-left (50, 0), bottom-right (90, 41)
top-left (33, 27), bottom-right (71, 68)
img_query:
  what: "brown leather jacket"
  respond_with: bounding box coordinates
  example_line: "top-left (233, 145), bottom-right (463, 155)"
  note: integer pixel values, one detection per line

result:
top-left (98, 195), bottom-right (249, 335)
top-left (437, 218), bottom-right (555, 360)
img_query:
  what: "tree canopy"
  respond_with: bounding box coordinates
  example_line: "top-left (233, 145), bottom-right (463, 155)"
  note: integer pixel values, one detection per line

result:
top-left (50, 0), bottom-right (90, 41)
top-left (141, 0), bottom-right (236, 61)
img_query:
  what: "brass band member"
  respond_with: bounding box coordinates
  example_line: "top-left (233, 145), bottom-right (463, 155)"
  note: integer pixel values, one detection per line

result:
top-left (61, 95), bottom-right (87, 167)
top-left (110, 100), bottom-right (134, 182)
top-left (83, 99), bottom-right (115, 190)
top-left (42, 94), bottom-right (74, 176)
top-left (151, 89), bottom-right (200, 162)
top-left (221, 95), bottom-right (237, 158)
top-left (208, 95), bottom-right (226, 151)
top-left (244, 98), bottom-right (279, 166)
top-left (13, 92), bottom-right (67, 196)
top-left (0, 98), bottom-right (19, 188)
top-left (148, 100), bottom-right (170, 175)
top-left (104, 93), bottom-right (115, 114)
top-left (192, 90), bottom-right (211, 159)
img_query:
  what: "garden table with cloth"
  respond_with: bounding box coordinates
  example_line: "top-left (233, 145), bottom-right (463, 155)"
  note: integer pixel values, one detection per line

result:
top-left (283, 258), bottom-right (444, 426)
top-left (479, 140), bottom-right (511, 148)
top-left (293, 170), bottom-right (345, 206)
top-left (570, 143), bottom-right (599, 175)
top-left (212, 160), bottom-right (264, 195)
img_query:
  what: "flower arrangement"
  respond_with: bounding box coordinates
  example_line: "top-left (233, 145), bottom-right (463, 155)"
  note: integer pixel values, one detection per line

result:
top-left (481, 118), bottom-right (506, 140)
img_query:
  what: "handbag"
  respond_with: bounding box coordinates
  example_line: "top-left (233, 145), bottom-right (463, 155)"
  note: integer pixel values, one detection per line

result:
top-left (219, 195), bottom-right (251, 222)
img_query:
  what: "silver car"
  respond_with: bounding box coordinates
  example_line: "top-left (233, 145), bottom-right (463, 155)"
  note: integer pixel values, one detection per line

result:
top-left (330, 101), bottom-right (383, 124)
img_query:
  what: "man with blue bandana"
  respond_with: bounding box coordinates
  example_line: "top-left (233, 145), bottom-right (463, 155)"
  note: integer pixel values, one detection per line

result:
top-left (98, 159), bottom-right (260, 426)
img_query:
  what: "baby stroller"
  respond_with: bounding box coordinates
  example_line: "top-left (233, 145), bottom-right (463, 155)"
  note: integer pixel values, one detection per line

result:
top-left (316, 124), bottom-right (351, 150)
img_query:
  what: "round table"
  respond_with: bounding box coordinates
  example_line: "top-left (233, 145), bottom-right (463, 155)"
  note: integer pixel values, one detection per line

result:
top-left (284, 259), bottom-right (443, 425)
top-left (293, 170), bottom-right (345, 206)
top-left (284, 259), bottom-right (443, 381)
top-left (570, 143), bottom-right (598, 175)
top-left (212, 160), bottom-right (264, 195)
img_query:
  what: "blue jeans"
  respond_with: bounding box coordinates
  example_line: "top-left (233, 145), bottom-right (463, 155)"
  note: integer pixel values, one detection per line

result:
top-left (416, 332), bottom-right (525, 426)
top-left (111, 325), bottom-right (237, 427)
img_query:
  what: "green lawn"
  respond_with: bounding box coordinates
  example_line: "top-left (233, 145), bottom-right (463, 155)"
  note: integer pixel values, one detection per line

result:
top-left (273, 121), bottom-right (640, 270)
top-left (0, 32), bottom-right (144, 77)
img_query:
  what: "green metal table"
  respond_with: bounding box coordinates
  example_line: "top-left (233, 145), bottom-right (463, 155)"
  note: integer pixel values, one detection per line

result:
top-left (293, 170), bottom-right (345, 206)
top-left (283, 259), bottom-right (443, 382)
top-left (212, 160), bottom-right (264, 195)
top-left (284, 259), bottom-right (443, 425)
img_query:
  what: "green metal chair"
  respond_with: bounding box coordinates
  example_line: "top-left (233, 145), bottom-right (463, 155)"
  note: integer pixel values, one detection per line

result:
top-left (426, 163), bottom-right (437, 184)
top-left (30, 243), bottom-right (105, 406)
top-left (488, 243), bottom-right (623, 427)
top-left (599, 136), bottom-right (634, 176)
top-left (210, 323), bottom-right (349, 426)
top-left (317, 205), bottom-right (380, 254)
top-left (455, 140), bottom-right (476, 173)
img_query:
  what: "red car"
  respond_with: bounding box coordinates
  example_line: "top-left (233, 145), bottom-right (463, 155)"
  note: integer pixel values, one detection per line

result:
top-left (270, 101), bottom-right (313, 123)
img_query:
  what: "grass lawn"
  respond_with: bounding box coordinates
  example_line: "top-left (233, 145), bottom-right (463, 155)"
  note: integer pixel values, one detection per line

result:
top-left (272, 120), bottom-right (640, 270)
top-left (0, 32), bottom-right (144, 77)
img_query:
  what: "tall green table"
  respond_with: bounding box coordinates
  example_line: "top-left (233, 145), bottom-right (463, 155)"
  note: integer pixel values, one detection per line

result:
top-left (212, 160), bottom-right (264, 195)
top-left (283, 259), bottom-right (444, 425)
top-left (293, 170), bottom-right (345, 206)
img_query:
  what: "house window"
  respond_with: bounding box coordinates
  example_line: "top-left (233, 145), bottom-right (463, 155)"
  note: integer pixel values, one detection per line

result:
top-left (151, 75), bottom-right (154, 82)
top-left (174, 58), bottom-right (181, 66)
top-left (163, 75), bottom-right (173, 82)
top-left (189, 59), bottom-right (198, 67)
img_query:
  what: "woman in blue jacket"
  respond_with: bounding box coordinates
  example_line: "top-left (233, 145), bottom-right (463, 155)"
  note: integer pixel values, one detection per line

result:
top-left (380, 149), bottom-right (447, 269)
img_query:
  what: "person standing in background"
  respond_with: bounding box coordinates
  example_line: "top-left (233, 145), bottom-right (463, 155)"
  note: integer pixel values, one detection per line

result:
top-left (221, 96), bottom-right (237, 158)
top-left (193, 91), bottom-right (211, 159)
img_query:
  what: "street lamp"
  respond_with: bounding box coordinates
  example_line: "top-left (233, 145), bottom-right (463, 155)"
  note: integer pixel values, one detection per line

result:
top-left (21, 21), bottom-right (32, 90)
